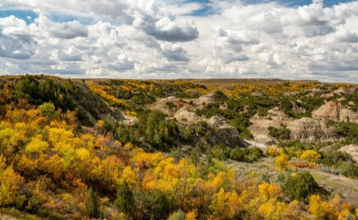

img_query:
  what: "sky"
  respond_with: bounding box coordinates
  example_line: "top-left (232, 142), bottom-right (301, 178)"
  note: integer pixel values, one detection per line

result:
top-left (0, 0), bottom-right (358, 82)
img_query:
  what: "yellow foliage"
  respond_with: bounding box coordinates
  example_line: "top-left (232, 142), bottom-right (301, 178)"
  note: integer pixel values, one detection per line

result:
top-left (338, 209), bottom-right (355, 220)
top-left (295, 149), bottom-right (305, 158)
top-left (210, 188), bottom-right (241, 219)
top-left (258, 182), bottom-right (282, 201)
top-left (75, 148), bottom-right (91, 161)
top-left (88, 83), bottom-right (129, 107)
top-left (124, 142), bottom-right (133, 150)
top-left (25, 135), bottom-right (49, 154)
top-left (0, 155), bottom-right (24, 206)
top-left (131, 148), bottom-right (166, 169)
top-left (185, 210), bottom-right (197, 220)
top-left (258, 198), bottom-right (286, 220)
top-left (307, 194), bottom-right (355, 220)
top-left (121, 166), bottom-right (139, 187)
top-left (222, 82), bottom-right (320, 97)
top-left (275, 149), bottom-right (289, 172)
top-left (300, 150), bottom-right (321, 163)
top-left (266, 146), bottom-right (278, 157)
top-left (308, 194), bottom-right (331, 219)
top-left (0, 98), bottom-right (357, 219)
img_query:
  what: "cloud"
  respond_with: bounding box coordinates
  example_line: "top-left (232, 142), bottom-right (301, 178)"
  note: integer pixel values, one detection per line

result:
top-left (0, 32), bottom-right (36, 59)
top-left (0, 17), bottom-right (37, 60)
top-left (1, 0), bottom-right (358, 82)
top-left (211, 27), bottom-right (258, 63)
top-left (133, 16), bottom-right (199, 42)
top-left (36, 15), bottom-right (88, 39)
top-left (160, 42), bottom-right (190, 61)
top-left (326, 26), bottom-right (358, 43)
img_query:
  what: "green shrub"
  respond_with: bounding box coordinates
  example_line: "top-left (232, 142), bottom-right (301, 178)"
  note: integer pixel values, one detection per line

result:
top-left (319, 151), bottom-right (351, 168)
top-left (37, 102), bottom-right (56, 118)
top-left (213, 90), bottom-right (228, 102)
top-left (190, 146), bottom-right (201, 164)
top-left (229, 147), bottom-right (263, 163)
top-left (85, 187), bottom-right (100, 218)
top-left (341, 163), bottom-right (358, 179)
top-left (283, 171), bottom-right (320, 203)
top-left (332, 122), bottom-right (358, 144)
top-left (103, 114), bottom-right (117, 133)
top-left (168, 210), bottom-right (185, 220)
top-left (144, 190), bottom-right (170, 220)
top-left (115, 181), bottom-right (135, 219)
top-left (268, 126), bottom-right (291, 140)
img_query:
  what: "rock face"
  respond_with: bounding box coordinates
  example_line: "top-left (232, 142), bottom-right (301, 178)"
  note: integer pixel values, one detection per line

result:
top-left (198, 92), bottom-right (216, 103)
top-left (287, 117), bottom-right (335, 141)
top-left (211, 125), bottom-right (249, 148)
top-left (207, 116), bottom-right (225, 127)
top-left (312, 101), bottom-right (358, 123)
top-left (321, 87), bottom-right (355, 98)
top-left (174, 109), bottom-right (202, 123)
top-left (291, 101), bottom-right (306, 114)
top-left (249, 107), bottom-right (292, 144)
top-left (245, 140), bottom-right (269, 152)
top-left (339, 145), bottom-right (358, 163)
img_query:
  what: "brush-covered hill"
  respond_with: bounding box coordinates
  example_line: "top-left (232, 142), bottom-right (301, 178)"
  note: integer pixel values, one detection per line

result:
top-left (2, 75), bottom-right (358, 219)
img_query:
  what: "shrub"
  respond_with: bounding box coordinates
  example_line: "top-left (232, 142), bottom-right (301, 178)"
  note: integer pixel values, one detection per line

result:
top-left (229, 147), bottom-right (263, 163)
top-left (190, 146), bottom-right (201, 164)
top-left (319, 151), bottom-right (351, 168)
top-left (168, 210), bottom-right (185, 220)
top-left (300, 150), bottom-right (321, 163)
top-left (268, 126), bottom-right (291, 140)
top-left (144, 190), bottom-right (170, 220)
top-left (213, 90), bottom-right (228, 102)
top-left (283, 171), bottom-right (320, 203)
top-left (341, 163), bottom-right (358, 179)
top-left (37, 102), bottom-right (56, 118)
top-left (103, 114), bottom-right (117, 133)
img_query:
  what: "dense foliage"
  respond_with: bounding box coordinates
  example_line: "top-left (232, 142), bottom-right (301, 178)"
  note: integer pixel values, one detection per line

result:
top-left (2, 76), bottom-right (358, 220)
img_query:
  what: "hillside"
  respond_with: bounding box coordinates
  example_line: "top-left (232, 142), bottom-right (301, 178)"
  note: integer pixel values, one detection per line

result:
top-left (1, 75), bottom-right (358, 219)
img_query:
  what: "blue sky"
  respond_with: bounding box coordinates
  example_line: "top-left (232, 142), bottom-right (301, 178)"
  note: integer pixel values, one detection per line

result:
top-left (0, 0), bottom-right (358, 82)
top-left (0, 10), bottom-right (38, 24)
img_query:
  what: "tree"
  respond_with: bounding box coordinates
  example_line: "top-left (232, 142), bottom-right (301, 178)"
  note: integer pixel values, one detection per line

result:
top-left (115, 180), bottom-right (135, 219)
top-left (85, 187), bottom-right (100, 218)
